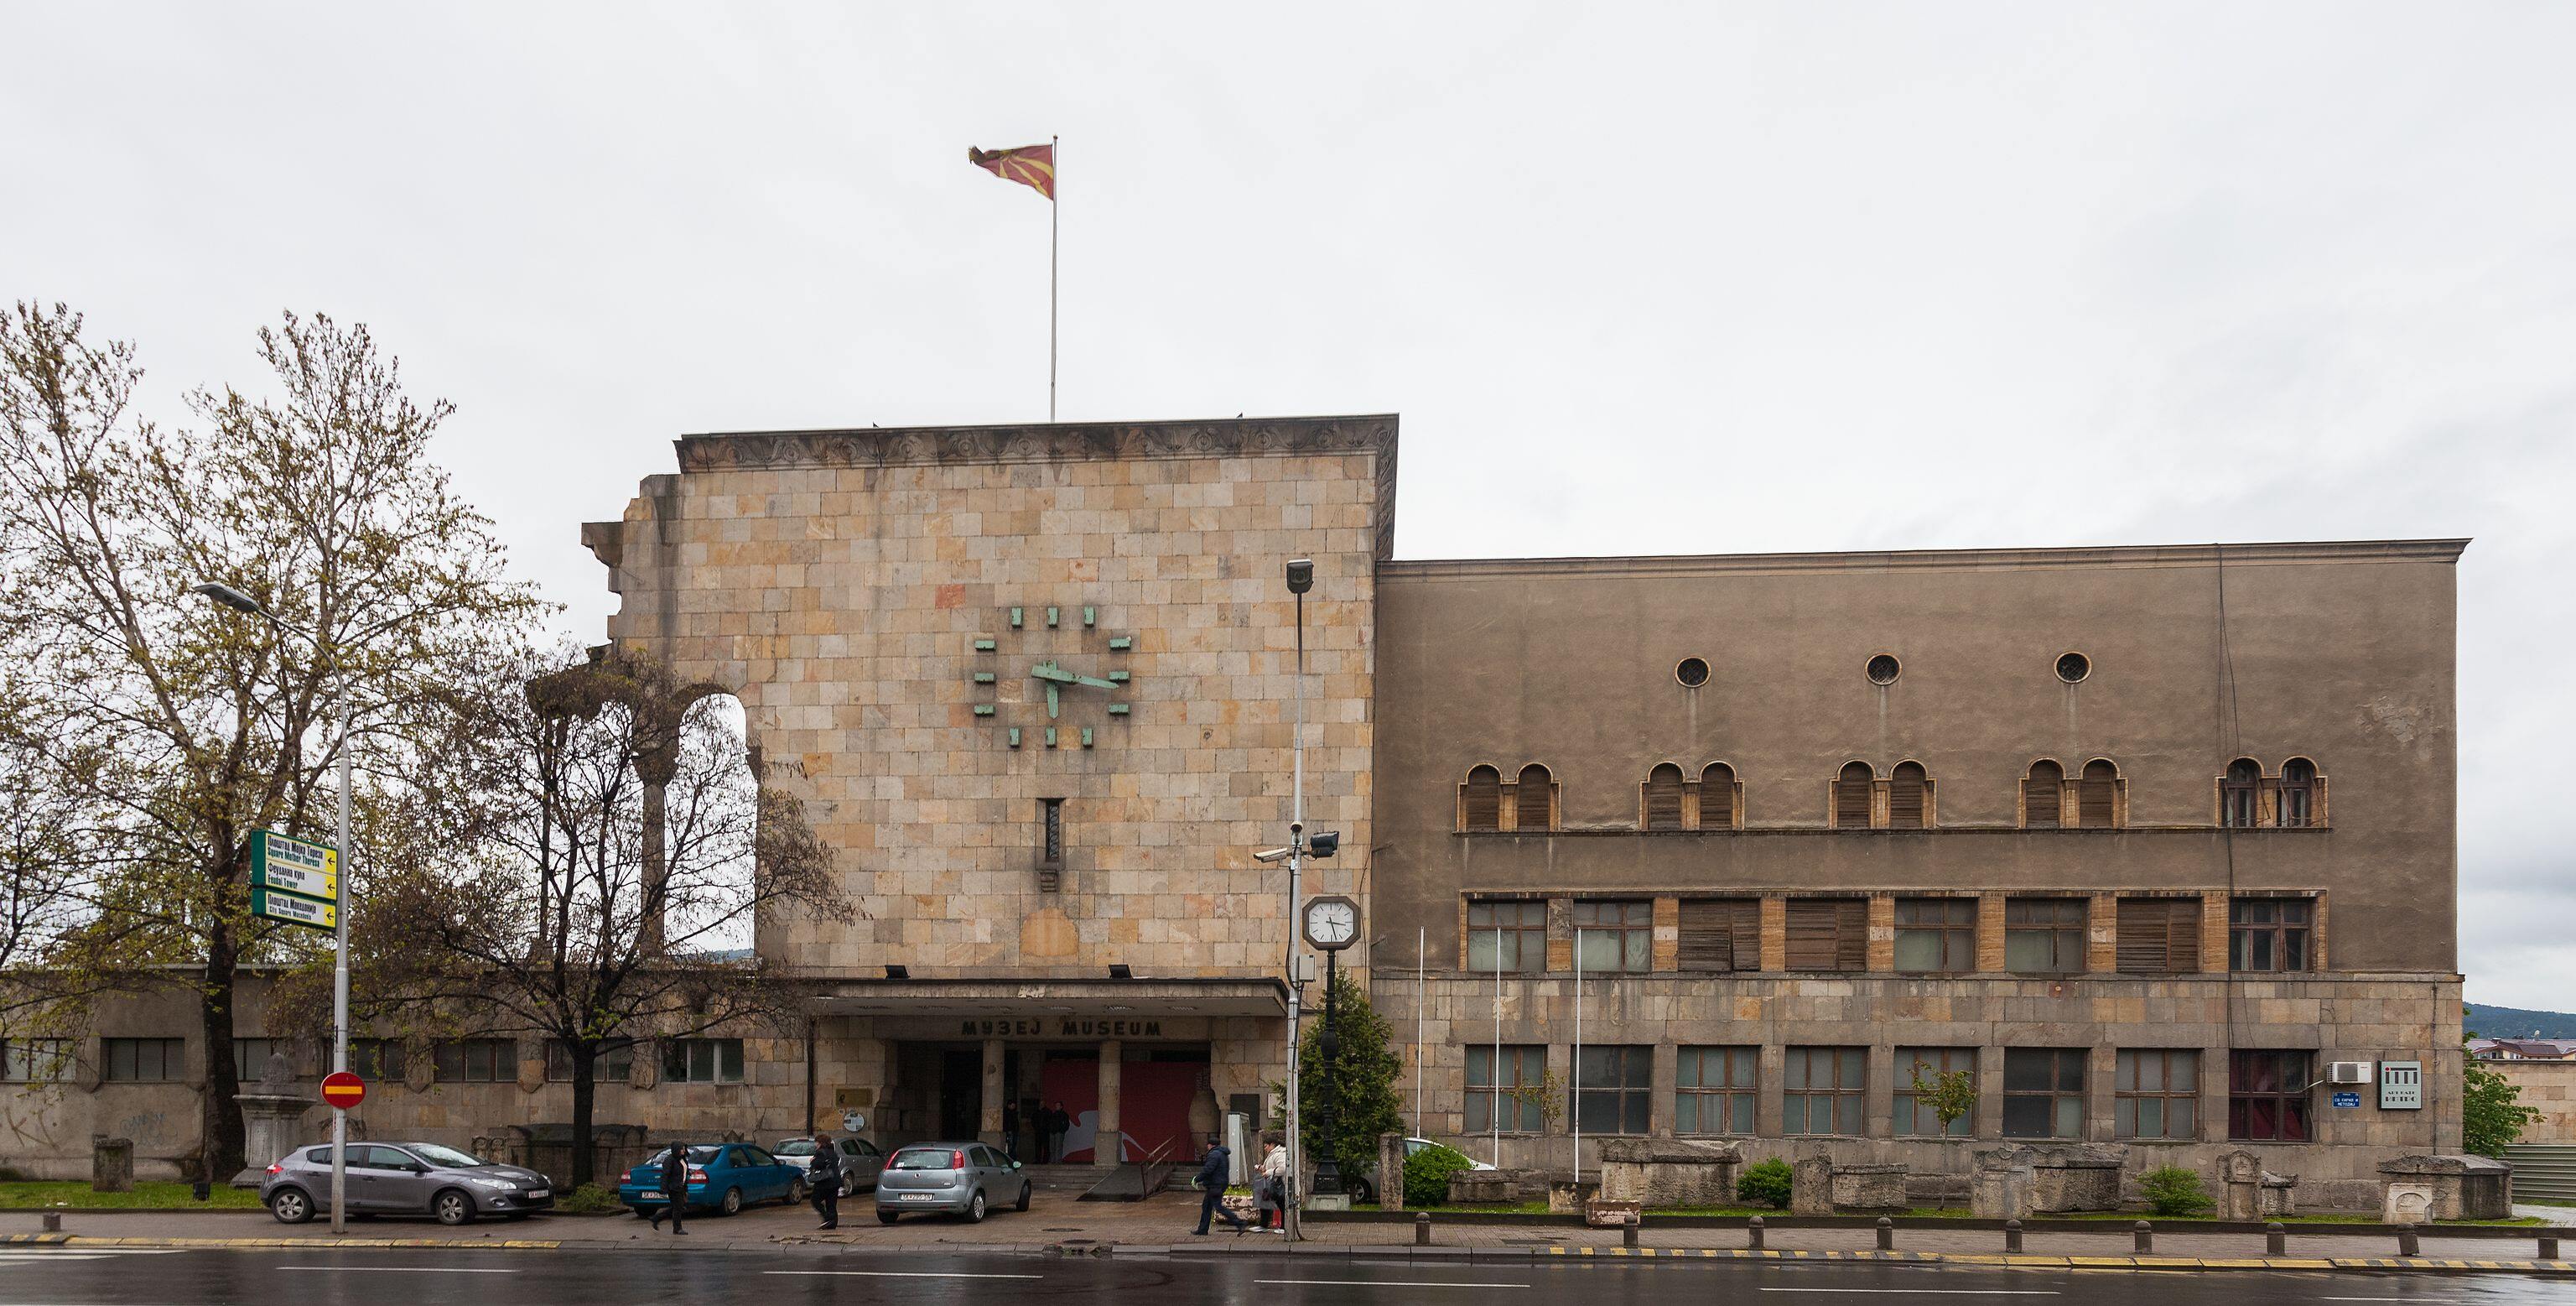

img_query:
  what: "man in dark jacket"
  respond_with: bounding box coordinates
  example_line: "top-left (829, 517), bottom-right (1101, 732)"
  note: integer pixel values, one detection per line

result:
top-left (647, 1142), bottom-right (691, 1234)
top-left (808, 1136), bottom-right (843, 1230)
top-left (1191, 1135), bottom-right (1248, 1236)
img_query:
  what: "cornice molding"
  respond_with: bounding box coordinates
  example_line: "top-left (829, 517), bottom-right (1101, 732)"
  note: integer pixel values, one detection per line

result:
top-left (1382, 538), bottom-right (2470, 581)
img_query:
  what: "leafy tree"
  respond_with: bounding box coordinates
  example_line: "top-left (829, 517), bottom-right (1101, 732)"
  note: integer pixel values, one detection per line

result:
top-left (1297, 968), bottom-right (1405, 1190)
top-left (1907, 1059), bottom-right (1978, 1137)
top-left (1737, 1156), bottom-right (1793, 1209)
top-left (0, 304), bottom-right (544, 1179)
top-left (2463, 1035), bottom-right (2542, 1158)
top-left (2140, 1165), bottom-right (2214, 1216)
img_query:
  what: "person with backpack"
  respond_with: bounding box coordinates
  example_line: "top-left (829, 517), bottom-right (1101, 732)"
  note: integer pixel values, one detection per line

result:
top-left (808, 1136), bottom-right (843, 1231)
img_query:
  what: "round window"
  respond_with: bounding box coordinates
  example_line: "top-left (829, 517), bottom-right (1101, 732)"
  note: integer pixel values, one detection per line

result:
top-left (1866, 653), bottom-right (1900, 686)
top-left (1675, 657), bottom-right (1710, 688)
top-left (2056, 652), bottom-right (2090, 684)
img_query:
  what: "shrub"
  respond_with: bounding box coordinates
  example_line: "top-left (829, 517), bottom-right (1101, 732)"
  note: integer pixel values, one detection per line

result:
top-left (1405, 1142), bottom-right (1480, 1208)
top-left (1737, 1157), bottom-right (1794, 1210)
top-left (2139, 1166), bottom-right (2214, 1216)
top-left (554, 1183), bottom-right (626, 1215)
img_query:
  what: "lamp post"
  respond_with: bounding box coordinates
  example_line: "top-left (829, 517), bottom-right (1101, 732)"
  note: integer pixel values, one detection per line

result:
top-left (1281, 557), bottom-right (1311, 1243)
top-left (194, 582), bottom-right (351, 1236)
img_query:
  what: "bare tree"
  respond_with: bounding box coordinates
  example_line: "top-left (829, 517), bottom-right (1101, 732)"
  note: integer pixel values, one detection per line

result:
top-left (0, 303), bottom-right (544, 1179)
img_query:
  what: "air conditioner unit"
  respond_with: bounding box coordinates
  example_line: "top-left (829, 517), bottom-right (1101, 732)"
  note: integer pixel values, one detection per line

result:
top-left (2327, 1061), bottom-right (2373, 1085)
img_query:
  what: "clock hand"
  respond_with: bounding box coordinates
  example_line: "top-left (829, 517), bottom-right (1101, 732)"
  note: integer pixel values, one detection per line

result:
top-left (1031, 662), bottom-right (1119, 691)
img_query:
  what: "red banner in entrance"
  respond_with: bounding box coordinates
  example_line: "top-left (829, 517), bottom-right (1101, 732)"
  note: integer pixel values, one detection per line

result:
top-left (1038, 1060), bottom-right (1198, 1164)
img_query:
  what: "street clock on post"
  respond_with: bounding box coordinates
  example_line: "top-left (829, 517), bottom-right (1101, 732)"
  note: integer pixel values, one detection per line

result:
top-left (1303, 894), bottom-right (1360, 951)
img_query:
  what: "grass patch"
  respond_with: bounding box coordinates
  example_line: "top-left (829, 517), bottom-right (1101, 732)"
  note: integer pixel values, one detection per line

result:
top-left (0, 1181), bottom-right (262, 1210)
top-left (553, 1184), bottom-right (626, 1215)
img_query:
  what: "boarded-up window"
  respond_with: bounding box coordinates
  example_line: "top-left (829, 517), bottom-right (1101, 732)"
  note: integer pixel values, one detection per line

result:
top-left (1832, 762), bottom-right (1874, 829)
top-left (1785, 898), bottom-right (1867, 971)
top-left (2023, 761), bottom-right (2064, 829)
top-left (2116, 898), bottom-right (2202, 974)
top-left (1889, 762), bottom-right (1928, 829)
top-left (1679, 898), bottom-right (1762, 972)
top-left (2279, 757), bottom-right (2319, 828)
top-left (1699, 762), bottom-right (1737, 830)
top-left (1462, 766), bottom-right (1502, 832)
top-left (1643, 763), bottom-right (1685, 831)
top-left (1514, 763), bottom-right (1555, 832)
top-left (2080, 760), bottom-right (2118, 828)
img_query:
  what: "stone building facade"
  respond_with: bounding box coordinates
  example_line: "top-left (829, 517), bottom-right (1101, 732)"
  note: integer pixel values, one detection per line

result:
top-left (0, 416), bottom-right (2469, 1210)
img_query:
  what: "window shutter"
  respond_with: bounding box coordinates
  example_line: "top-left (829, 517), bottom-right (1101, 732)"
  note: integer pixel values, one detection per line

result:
top-left (1732, 905), bottom-right (1762, 970)
top-left (1701, 764), bottom-right (1737, 830)
top-left (2116, 900), bottom-right (2165, 973)
top-left (1889, 763), bottom-right (1926, 829)
top-left (1515, 765), bottom-right (1553, 832)
top-left (1834, 764), bottom-right (1873, 829)
top-left (1835, 900), bottom-right (1869, 970)
top-left (1463, 768), bottom-right (1501, 831)
top-left (1644, 765), bottom-right (1685, 831)
top-left (2080, 762), bottom-right (2116, 828)
top-left (1788, 900), bottom-right (1864, 970)
top-left (2166, 900), bottom-right (2201, 970)
top-left (2023, 762), bottom-right (2063, 828)
top-left (1679, 899), bottom-right (1753, 972)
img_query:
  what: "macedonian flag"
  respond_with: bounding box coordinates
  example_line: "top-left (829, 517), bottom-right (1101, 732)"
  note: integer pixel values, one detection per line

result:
top-left (968, 143), bottom-right (1056, 200)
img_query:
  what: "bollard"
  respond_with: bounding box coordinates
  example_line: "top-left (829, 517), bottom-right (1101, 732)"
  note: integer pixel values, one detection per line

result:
top-left (2004, 1219), bottom-right (2022, 1253)
top-left (1623, 1214), bottom-right (1640, 1249)
top-left (40, 1212), bottom-right (60, 1233)
top-left (2266, 1221), bottom-right (2286, 1256)
top-left (2397, 1226), bottom-right (2420, 1258)
top-left (2539, 1233), bottom-right (2559, 1262)
top-left (1415, 1212), bottom-right (1431, 1246)
top-left (1748, 1215), bottom-right (1765, 1251)
top-left (1876, 1216), bottom-right (1893, 1251)
top-left (2133, 1220), bottom-right (2153, 1254)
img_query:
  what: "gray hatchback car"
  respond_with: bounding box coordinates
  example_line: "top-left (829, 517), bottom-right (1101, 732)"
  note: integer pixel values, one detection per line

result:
top-left (262, 1141), bottom-right (555, 1225)
top-left (874, 1141), bottom-right (1030, 1223)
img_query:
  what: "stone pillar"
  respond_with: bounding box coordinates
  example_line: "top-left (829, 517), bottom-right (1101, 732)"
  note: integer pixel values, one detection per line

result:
top-left (1094, 1040), bottom-right (1121, 1165)
top-left (231, 1049), bottom-right (315, 1188)
top-left (91, 1137), bottom-right (134, 1193)
top-left (1975, 893), bottom-right (2007, 973)
top-left (979, 1038), bottom-right (1005, 1147)
top-left (2085, 893), bottom-right (2118, 973)
top-left (1758, 897), bottom-right (1787, 972)
top-left (1865, 895), bottom-right (1896, 972)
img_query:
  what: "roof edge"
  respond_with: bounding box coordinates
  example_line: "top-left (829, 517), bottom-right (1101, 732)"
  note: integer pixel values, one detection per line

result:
top-left (1380, 538), bottom-right (2471, 579)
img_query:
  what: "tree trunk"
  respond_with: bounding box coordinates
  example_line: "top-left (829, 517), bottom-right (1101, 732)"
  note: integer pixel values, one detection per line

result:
top-left (569, 1045), bottom-right (596, 1189)
top-left (199, 924), bottom-right (246, 1183)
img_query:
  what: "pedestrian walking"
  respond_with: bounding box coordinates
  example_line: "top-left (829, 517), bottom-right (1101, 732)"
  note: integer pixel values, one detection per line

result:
top-left (646, 1142), bottom-right (691, 1234)
top-left (1255, 1135), bottom-right (1289, 1232)
top-left (1191, 1134), bottom-right (1248, 1236)
top-left (1041, 1100), bottom-right (1070, 1163)
top-left (808, 1136), bottom-right (843, 1230)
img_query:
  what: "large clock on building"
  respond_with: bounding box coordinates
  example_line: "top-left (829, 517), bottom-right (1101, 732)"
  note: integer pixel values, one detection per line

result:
top-left (968, 603), bottom-right (1135, 749)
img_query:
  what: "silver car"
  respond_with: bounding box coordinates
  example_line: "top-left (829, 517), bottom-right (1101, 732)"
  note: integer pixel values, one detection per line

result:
top-left (772, 1136), bottom-right (885, 1193)
top-left (261, 1141), bottom-right (554, 1225)
top-left (873, 1141), bottom-right (1030, 1224)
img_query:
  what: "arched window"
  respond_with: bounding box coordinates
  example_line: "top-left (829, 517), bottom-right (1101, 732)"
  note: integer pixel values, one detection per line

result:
top-left (2079, 760), bottom-right (2121, 829)
top-left (1699, 762), bottom-right (1739, 831)
top-left (2023, 760), bottom-right (2064, 829)
top-left (2280, 757), bottom-right (2319, 828)
top-left (1889, 762), bottom-right (1929, 830)
top-left (1462, 765), bottom-right (1502, 832)
top-left (1513, 763), bottom-right (1556, 833)
top-left (1643, 763), bottom-right (1685, 831)
top-left (2221, 758), bottom-right (2262, 828)
top-left (1833, 762), bottom-right (1875, 830)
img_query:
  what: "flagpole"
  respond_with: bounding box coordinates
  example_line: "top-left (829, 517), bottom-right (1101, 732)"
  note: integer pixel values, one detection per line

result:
top-left (1049, 134), bottom-right (1059, 423)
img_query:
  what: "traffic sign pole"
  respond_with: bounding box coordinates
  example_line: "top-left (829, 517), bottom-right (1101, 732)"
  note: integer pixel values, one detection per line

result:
top-left (331, 689), bottom-right (351, 1236)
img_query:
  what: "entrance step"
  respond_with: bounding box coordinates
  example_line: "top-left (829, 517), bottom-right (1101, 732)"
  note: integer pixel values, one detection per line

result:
top-left (1021, 1164), bottom-right (1118, 1193)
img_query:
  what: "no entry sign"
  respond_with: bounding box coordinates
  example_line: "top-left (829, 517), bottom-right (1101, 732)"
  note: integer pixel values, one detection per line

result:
top-left (320, 1070), bottom-right (366, 1110)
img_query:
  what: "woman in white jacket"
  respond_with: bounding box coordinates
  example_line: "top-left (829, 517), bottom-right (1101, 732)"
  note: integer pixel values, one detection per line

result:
top-left (1255, 1137), bottom-right (1289, 1232)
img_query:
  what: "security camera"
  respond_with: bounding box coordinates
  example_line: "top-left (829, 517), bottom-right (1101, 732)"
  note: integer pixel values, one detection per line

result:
top-left (1285, 559), bottom-right (1314, 594)
top-left (1290, 820), bottom-right (1303, 835)
top-left (1254, 847), bottom-right (1294, 864)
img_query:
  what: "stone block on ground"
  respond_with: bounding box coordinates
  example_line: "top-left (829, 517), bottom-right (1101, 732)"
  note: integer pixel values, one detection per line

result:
top-left (1545, 1179), bottom-right (1600, 1215)
top-left (91, 1136), bottom-right (133, 1193)
top-left (2216, 1148), bottom-right (2297, 1220)
top-left (1789, 1154), bottom-right (1835, 1215)
top-left (1447, 1167), bottom-right (1548, 1205)
top-left (1970, 1144), bottom-right (2038, 1220)
top-left (2030, 1142), bottom-right (2126, 1213)
top-left (1829, 1162), bottom-right (1909, 1212)
top-left (1597, 1137), bottom-right (1743, 1208)
top-left (2376, 1154), bottom-right (2511, 1220)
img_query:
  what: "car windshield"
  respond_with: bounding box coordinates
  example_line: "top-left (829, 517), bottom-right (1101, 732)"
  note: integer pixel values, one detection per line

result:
top-left (406, 1143), bottom-right (490, 1168)
top-left (888, 1147), bottom-right (959, 1170)
top-left (772, 1140), bottom-right (818, 1157)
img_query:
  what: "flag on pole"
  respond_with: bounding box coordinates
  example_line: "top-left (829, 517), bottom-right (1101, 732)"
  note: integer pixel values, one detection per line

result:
top-left (968, 143), bottom-right (1056, 200)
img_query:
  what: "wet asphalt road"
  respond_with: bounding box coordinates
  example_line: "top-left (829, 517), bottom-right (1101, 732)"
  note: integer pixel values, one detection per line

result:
top-left (0, 1246), bottom-right (2568, 1305)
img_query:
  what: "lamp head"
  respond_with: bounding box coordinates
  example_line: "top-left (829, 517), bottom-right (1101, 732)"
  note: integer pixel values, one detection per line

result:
top-left (192, 581), bottom-right (268, 617)
top-left (1285, 559), bottom-right (1314, 595)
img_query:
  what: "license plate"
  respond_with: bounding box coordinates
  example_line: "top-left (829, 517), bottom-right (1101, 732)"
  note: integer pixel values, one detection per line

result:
top-left (900, 1193), bottom-right (938, 1202)
top-left (526, 1189), bottom-right (548, 1199)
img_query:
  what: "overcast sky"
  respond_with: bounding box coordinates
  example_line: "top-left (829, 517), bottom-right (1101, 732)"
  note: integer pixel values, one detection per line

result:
top-left (7, 3), bottom-right (2571, 1008)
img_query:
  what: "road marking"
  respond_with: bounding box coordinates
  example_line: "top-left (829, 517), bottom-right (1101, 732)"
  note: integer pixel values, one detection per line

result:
top-left (1760, 1292), bottom-right (2061, 1297)
top-left (276, 1266), bottom-right (518, 1273)
top-left (2319, 1299), bottom-right (2475, 1303)
top-left (764, 1270), bottom-right (1043, 1281)
top-left (1255, 1281), bottom-right (1530, 1289)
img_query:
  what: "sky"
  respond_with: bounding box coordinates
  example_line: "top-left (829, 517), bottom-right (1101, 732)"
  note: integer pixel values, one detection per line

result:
top-left (5, 3), bottom-right (2572, 1006)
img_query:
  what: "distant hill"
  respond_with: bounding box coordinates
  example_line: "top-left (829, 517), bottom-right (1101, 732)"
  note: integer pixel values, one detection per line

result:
top-left (2465, 1002), bottom-right (2576, 1039)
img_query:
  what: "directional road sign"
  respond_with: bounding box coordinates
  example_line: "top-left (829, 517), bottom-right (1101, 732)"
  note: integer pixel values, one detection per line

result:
top-left (249, 830), bottom-right (338, 931)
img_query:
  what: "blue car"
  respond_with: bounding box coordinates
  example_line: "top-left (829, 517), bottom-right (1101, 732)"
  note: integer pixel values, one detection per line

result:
top-left (618, 1142), bottom-right (807, 1217)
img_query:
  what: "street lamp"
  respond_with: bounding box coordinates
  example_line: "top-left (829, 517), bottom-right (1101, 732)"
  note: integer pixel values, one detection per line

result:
top-left (1280, 558), bottom-right (1313, 1241)
top-left (193, 581), bottom-right (354, 1237)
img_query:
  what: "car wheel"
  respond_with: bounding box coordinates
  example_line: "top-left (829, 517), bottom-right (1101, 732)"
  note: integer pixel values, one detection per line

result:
top-left (719, 1186), bottom-right (744, 1216)
top-left (966, 1190), bottom-right (986, 1223)
top-left (787, 1177), bottom-right (808, 1205)
top-left (433, 1189), bottom-right (475, 1226)
top-left (877, 1210), bottom-right (899, 1225)
top-left (1015, 1183), bottom-right (1031, 1213)
top-left (267, 1188), bottom-right (313, 1225)
top-left (1350, 1177), bottom-right (1374, 1205)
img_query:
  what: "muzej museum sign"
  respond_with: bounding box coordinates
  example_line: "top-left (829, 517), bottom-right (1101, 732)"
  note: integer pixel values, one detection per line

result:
top-left (958, 1017), bottom-right (1166, 1038)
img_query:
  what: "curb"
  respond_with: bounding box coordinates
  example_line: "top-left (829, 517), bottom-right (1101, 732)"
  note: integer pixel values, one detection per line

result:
top-left (1164, 1243), bottom-right (2576, 1275)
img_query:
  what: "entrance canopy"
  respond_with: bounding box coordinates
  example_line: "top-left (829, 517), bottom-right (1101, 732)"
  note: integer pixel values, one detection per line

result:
top-left (813, 976), bottom-right (1289, 1022)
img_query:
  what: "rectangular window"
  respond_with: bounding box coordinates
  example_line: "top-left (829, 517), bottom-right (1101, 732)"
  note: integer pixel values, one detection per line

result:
top-left (2005, 898), bottom-right (2087, 974)
top-left (233, 1038), bottom-right (288, 1078)
top-left (350, 1038), bottom-right (406, 1082)
top-left (432, 1038), bottom-right (515, 1084)
top-left (2229, 1049), bottom-right (2313, 1142)
top-left (2116, 898), bottom-right (2202, 974)
top-left (1894, 898), bottom-right (1976, 974)
top-left (1678, 898), bottom-right (1762, 972)
top-left (2003, 1048), bottom-right (2088, 1138)
top-left (1571, 900), bottom-right (1652, 973)
top-left (1675, 1046), bottom-right (1758, 1134)
top-left (1571, 1045), bottom-right (1652, 1134)
top-left (2116, 1049), bottom-right (2201, 1140)
top-left (102, 1037), bottom-right (184, 1083)
top-left (546, 1038), bottom-right (638, 1083)
top-left (1465, 1044), bottom-right (1547, 1133)
top-left (1784, 1046), bottom-right (1865, 1136)
top-left (2229, 898), bottom-right (2313, 973)
top-left (1784, 899), bottom-right (1868, 972)
top-left (1894, 1048), bottom-right (1976, 1137)
top-left (1465, 901), bottom-right (1546, 974)
top-left (1040, 799), bottom-right (1064, 866)
top-left (663, 1038), bottom-right (745, 1085)
top-left (1, 1038), bottom-right (71, 1082)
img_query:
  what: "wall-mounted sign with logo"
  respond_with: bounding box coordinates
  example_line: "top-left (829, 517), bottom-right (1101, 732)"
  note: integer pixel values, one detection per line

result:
top-left (2379, 1059), bottom-right (2423, 1110)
